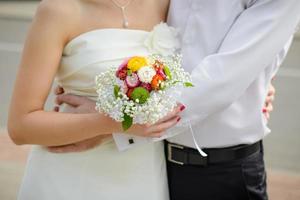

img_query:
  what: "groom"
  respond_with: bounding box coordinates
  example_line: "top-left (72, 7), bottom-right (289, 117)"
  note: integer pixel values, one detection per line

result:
top-left (50, 0), bottom-right (300, 199)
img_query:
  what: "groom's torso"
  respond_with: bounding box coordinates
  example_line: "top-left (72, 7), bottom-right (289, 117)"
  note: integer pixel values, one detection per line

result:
top-left (167, 0), bottom-right (284, 148)
top-left (168, 0), bottom-right (252, 71)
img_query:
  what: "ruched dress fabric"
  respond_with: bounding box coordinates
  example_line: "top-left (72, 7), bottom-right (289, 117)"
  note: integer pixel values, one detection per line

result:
top-left (18, 29), bottom-right (169, 200)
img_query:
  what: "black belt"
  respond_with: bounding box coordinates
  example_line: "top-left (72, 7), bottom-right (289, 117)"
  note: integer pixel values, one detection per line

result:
top-left (166, 141), bottom-right (261, 166)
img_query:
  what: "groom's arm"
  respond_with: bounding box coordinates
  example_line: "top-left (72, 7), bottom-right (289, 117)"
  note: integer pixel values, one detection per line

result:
top-left (182, 0), bottom-right (300, 123)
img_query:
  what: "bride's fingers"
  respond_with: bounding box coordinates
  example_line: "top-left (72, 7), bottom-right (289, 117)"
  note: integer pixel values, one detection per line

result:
top-left (128, 109), bottom-right (182, 137)
top-left (156, 104), bottom-right (185, 124)
top-left (148, 116), bottom-right (180, 136)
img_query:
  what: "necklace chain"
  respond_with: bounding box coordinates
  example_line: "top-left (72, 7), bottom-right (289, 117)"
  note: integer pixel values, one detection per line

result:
top-left (110, 0), bottom-right (133, 28)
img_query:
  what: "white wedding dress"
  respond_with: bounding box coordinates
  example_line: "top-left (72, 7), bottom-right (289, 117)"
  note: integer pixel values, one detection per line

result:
top-left (18, 24), bottom-right (179, 200)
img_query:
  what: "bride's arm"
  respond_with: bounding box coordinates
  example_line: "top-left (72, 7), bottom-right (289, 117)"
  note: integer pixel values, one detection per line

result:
top-left (7, 2), bottom-right (182, 146)
top-left (7, 2), bottom-right (119, 146)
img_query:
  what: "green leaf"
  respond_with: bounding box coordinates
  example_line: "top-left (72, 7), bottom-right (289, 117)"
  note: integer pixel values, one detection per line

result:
top-left (127, 69), bottom-right (132, 76)
top-left (184, 82), bottom-right (194, 87)
top-left (159, 82), bottom-right (166, 90)
top-left (122, 113), bottom-right (133, 131)
top-left (163, 66), bottom-right (172, 80)
top-left (114, 85), bottom-right (120, 98)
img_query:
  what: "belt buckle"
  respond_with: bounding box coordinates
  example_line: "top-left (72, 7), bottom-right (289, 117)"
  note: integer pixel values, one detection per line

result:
top-left (168, 143), bottom-right (184, 165)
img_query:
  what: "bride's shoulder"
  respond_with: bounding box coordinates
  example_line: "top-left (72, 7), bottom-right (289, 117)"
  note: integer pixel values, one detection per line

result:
top-left (37, 0), bottom-right (81, 18)
top-left (32, 0), bottom-right (82, 40)
top-left (35, 0), bottom-right (81, 27)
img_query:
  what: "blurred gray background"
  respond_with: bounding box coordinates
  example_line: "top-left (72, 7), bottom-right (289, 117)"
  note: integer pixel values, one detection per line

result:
top-left (0, 1), bottom-right (299, 200)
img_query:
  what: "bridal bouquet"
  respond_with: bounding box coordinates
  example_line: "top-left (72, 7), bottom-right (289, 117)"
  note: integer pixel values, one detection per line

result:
top-left (95, 54), bottom-right (193, 130)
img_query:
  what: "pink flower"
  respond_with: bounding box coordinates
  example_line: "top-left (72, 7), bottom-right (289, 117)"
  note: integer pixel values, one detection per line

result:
top-left (119, 58), bottom-right (130, 70)
top-left (116, 58), bottom-right (130, 80)
top-left (125, 73), bottom-right (140, 88)
top-left (116, 69), bottom-right (127, 80)
top-left (157, 68), bottom-right (167, 80)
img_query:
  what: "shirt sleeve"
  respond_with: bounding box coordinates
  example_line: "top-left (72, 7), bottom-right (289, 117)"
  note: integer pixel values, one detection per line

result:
top-left (181, 0), bottom-right (300, 123)
top-left (272, 35), bottom-right (294, 77)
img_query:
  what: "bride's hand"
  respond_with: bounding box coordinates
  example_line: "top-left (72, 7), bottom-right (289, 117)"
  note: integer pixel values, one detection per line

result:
top-left (126, 104), bottom-right (185, 138)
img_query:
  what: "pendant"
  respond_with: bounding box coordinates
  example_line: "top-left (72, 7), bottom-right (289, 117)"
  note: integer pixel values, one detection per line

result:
top-left (121, 7), bottom-right (129, 28)
top-left (123, 20), bottom-right (129, 28)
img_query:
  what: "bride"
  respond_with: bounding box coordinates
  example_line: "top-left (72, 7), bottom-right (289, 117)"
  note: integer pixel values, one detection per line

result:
top-left (8, 0), bottom-right (183, 199)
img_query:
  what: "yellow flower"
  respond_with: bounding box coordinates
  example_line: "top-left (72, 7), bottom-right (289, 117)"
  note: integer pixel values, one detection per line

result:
top-left (127, 56), bottom-right (148, 72)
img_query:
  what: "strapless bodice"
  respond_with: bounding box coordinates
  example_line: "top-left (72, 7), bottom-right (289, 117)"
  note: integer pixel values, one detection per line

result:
top-left (56, 24), bottom-right (180, 100)
top-left (57, 29), bottom-right (150, 99)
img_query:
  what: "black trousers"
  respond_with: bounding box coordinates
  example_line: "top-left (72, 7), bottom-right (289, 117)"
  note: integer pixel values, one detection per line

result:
top-left (165, 142), bottom-right (268, 200)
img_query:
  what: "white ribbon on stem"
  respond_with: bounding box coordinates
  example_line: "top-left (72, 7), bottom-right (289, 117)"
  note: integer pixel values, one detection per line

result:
top-left (189, 122), bottom-right (207, 157)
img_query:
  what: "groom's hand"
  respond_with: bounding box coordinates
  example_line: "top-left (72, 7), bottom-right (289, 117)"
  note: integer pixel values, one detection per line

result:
top-left (53, 87), bottom-right (97, 114)
top-left (48, 86), bottom-right (107, 153)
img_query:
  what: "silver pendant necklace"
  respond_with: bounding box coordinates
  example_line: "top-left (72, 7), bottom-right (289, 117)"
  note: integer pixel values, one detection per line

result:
top-left (110, 0), bottom-right (133, 28)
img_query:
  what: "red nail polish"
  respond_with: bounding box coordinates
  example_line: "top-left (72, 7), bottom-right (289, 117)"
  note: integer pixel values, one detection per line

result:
top-left (54, 106), bottom-right (59, 112)
top-left (180, 105), bottom-right (186, 111)
top-left (262, 108), bottom-right (267, 113)
top-left (177, 117), bottom-right (181, 122)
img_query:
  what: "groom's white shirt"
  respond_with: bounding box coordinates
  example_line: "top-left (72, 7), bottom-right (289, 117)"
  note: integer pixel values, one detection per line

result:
top-left (166, 0), bottom-right (300, 148)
